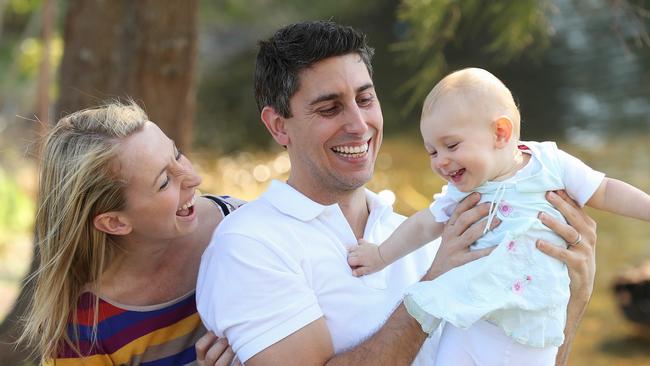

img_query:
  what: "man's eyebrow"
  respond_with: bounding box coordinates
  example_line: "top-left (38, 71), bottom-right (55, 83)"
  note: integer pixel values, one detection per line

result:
top-left (357, 83), bottom-right (374, 93)
top-left (309, 93), bottom-right (339, 106)
top-left (309, 83), bottom-right (375, 106)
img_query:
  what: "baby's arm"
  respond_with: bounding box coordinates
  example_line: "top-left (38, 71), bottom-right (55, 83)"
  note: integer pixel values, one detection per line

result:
top-left (586, 177), bottom-right (650, 221)
top-left (348, 209), bottom-right (444, 276)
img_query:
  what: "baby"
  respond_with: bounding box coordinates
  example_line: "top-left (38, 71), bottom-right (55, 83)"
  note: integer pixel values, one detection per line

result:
top-left (348, 68), bottom-right (650, 365)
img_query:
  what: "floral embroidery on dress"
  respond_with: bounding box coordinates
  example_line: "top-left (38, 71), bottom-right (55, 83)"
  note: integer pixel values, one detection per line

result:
top-left (499, 201), bottom-right (513, 216)
top-left (507, 240), bottom-right (516, 252)
top-left (512, 275), bottom-right (533, 294)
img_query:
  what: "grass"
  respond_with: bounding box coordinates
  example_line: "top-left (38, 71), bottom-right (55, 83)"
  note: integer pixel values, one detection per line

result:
top-left (1, 133), bottom-right (648, 364)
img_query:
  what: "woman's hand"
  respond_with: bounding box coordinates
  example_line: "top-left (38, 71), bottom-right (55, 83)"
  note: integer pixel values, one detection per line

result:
top-left (536, 190), bottom-right (597, 303)
top-left (424, 193), bottom-right (499, 281)
top-left (196, 331), bottom-right (241, 366)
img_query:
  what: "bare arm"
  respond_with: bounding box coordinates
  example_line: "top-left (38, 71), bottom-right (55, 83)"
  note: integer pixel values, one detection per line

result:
top-left (246, 193), bottom-right (496, 366)
top-left (536, 191), bottom-right (597, 366)
top-left (587, 177), bottom-right (650, 221)
top-left (379, 209), bottom-right (444, 265)
top-left (348, 209), bottom-right (444, 276)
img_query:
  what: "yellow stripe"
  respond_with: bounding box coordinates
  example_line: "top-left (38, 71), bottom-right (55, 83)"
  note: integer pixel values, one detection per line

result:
top-left (109, 313), bottom-right (201, 364)
top-left (50, 353), bottom-right (113, 365)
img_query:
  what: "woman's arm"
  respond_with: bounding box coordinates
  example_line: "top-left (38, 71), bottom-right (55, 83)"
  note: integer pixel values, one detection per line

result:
top-left (536, 191), bottom-right (597, 366)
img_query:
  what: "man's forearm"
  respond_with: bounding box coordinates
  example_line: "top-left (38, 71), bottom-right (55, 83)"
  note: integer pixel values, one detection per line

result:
top-left (326, 304), bottom-right (427, 366)
top-left (555, 292), bottom-right (590, 366)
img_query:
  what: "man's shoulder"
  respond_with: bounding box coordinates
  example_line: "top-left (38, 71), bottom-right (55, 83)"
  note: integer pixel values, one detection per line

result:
top-left (216, 195), bottom-right (281, 234)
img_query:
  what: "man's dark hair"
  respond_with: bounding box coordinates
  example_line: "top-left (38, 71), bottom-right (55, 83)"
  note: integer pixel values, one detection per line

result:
top-left (254, 20), bottom-right (375, 118)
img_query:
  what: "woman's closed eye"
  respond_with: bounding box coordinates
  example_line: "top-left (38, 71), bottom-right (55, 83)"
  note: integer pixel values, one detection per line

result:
top-left (159, 175), bottom-right (170, 190)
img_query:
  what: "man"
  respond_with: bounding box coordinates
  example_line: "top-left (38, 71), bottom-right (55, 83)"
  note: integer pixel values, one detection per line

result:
top-left (197, 21), bottom-right (596, 365)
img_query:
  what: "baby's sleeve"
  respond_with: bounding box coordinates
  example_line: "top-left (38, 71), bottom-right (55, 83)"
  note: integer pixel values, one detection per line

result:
top-left (429, 185), bottom-right (458, 223)
top-left (556, 148), bottom-right (605, 206)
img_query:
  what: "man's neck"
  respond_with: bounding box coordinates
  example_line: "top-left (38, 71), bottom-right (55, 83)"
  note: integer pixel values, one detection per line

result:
top-left (336, 188), bottom-right (370, 239)
top-left (287, 178), bottom-right (371, 238)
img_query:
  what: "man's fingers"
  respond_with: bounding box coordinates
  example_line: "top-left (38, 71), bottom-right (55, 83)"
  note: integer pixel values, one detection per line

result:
top-left (450, 202), bottom-right (491, 238)
top-left (448, 192), bottom-right (481, 226)
top-left (467, 246), bottom-right (496, 262)
top-left (536, 239), bottom-right (572, 263)
top-left (538, 211), bottom-right (578, 245)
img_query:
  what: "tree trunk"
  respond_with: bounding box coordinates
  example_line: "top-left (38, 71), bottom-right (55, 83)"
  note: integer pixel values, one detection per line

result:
top-left (56, 0), bottom-right (198, 151)
top-left (0, 1), bottom-right (198, 363)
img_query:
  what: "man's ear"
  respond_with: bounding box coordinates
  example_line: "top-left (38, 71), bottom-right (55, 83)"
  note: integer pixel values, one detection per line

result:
top-left (493, 116), bottom-right (514, 148)
top-left (93, 212), bottom-right (132, 236)
top-left (261, 106), bottom-right (290, 147)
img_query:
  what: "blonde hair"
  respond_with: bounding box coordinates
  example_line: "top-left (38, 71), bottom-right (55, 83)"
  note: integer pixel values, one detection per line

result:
top-left (422, 67), bottom-right (521, 139)
top-left (19, 101), bottom-right (147, 362)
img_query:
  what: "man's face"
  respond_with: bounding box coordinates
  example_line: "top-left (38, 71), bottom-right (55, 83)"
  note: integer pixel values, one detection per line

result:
top-left (283, 53), bottom-right (383, 201)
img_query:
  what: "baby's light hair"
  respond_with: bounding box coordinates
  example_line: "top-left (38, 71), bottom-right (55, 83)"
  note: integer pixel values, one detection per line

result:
top-left (421, 68), bottom-right (521, 139)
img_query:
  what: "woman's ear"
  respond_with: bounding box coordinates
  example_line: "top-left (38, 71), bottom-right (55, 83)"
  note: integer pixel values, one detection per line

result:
top-left (261, 106), bottom-right (290, 147)
top-left (493, 116), bottom-right (514, 148)
top-left (93, 212), bottom-right (132, 236)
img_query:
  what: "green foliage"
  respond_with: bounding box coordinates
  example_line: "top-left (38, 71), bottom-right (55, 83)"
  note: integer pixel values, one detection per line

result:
top-left (0, 167), bottom-right (34, 238)
top-left (395, 0), bottom-right (553, 112)
top-left (9, 0), bottom-right (41, 15)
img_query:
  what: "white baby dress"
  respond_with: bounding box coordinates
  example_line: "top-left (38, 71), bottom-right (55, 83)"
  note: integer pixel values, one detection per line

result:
top-left (404, 141), bottom-right (604, 348)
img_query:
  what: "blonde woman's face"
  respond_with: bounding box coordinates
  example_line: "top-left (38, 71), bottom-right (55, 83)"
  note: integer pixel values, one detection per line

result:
top-left (117, 122), bottom-right (202, 240)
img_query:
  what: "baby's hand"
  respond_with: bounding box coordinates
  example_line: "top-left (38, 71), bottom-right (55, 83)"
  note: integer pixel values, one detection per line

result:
top-left (347, 239), bottom-right (386, 277)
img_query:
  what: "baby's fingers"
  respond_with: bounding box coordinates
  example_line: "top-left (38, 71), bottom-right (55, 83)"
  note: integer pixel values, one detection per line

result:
top-left (348, 255), bottom-right (362, 267)
top-left (352, 266), bottom-right (370, 277)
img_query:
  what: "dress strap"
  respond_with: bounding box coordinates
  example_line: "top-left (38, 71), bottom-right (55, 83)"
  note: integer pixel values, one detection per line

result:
top-left (203, 195), bottom-right (235, 216)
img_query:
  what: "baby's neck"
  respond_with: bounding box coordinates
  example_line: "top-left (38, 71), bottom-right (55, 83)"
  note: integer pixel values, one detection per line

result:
top-left (491, 147), bottom-right (529, 182)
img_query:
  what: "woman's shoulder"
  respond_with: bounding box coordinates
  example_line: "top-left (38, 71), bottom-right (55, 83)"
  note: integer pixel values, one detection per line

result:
top-left (201, 194), bottom-right (246, 215)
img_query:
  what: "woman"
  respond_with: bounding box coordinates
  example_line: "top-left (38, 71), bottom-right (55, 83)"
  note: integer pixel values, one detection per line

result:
top-left (20, 102), bottom-right (240, 365)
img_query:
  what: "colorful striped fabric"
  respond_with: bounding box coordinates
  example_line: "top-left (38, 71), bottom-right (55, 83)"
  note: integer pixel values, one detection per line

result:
top-left (53, 291), bottom-right (205, 366)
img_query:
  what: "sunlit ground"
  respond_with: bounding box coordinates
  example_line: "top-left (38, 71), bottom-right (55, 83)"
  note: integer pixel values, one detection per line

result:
top-left (1, 133), bottom-right (649, 364)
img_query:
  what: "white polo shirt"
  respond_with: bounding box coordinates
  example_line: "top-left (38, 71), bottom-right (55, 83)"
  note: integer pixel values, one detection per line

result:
top-left (197, 180), bottom-right (441, 364)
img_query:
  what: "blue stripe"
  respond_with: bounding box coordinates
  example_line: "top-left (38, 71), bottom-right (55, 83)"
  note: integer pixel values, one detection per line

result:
top-left (70, 294), bottom-right (196, 341)
top-left (140, 346), bottom-right (196, 366)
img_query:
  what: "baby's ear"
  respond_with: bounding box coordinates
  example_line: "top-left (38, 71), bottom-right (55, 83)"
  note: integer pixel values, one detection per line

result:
top-left (493, 116), bottom-right (514, 148)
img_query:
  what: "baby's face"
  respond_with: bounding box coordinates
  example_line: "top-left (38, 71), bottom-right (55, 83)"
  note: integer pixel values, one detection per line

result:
top-left (420, 101), bottom-right (500, 192)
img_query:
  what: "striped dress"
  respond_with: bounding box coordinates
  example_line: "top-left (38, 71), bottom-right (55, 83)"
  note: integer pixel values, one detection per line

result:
top-left (52, 195), bottom-right (242, 366)
top-left (54, 291), bottom-right (204, 366)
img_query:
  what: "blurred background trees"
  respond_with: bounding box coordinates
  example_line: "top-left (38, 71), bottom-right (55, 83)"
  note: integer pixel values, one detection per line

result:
top-left (0, 0), bottom-right (648, 364)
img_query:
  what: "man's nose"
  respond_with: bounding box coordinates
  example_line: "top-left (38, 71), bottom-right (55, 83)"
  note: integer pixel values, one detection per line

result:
top-left (343, 105), bottom-right (369, 135)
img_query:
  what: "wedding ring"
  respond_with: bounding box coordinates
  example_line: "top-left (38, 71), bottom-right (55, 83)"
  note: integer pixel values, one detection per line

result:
top-left (569, 233), bottom-right (582, 246)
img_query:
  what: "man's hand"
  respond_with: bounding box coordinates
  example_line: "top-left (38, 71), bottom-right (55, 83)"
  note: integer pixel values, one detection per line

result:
top-left (425, 193), bottom-right (499, 281)
top-left (536, 190), bottom-right (597, 366)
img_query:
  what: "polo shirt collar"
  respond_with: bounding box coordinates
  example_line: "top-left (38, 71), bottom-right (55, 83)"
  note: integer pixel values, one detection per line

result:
top-left (263, 180), bottom-right (393, 222)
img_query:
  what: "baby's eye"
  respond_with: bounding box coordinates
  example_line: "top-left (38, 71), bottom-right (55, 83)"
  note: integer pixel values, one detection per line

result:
top-left (447, 143), bottom-right (459, 150)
